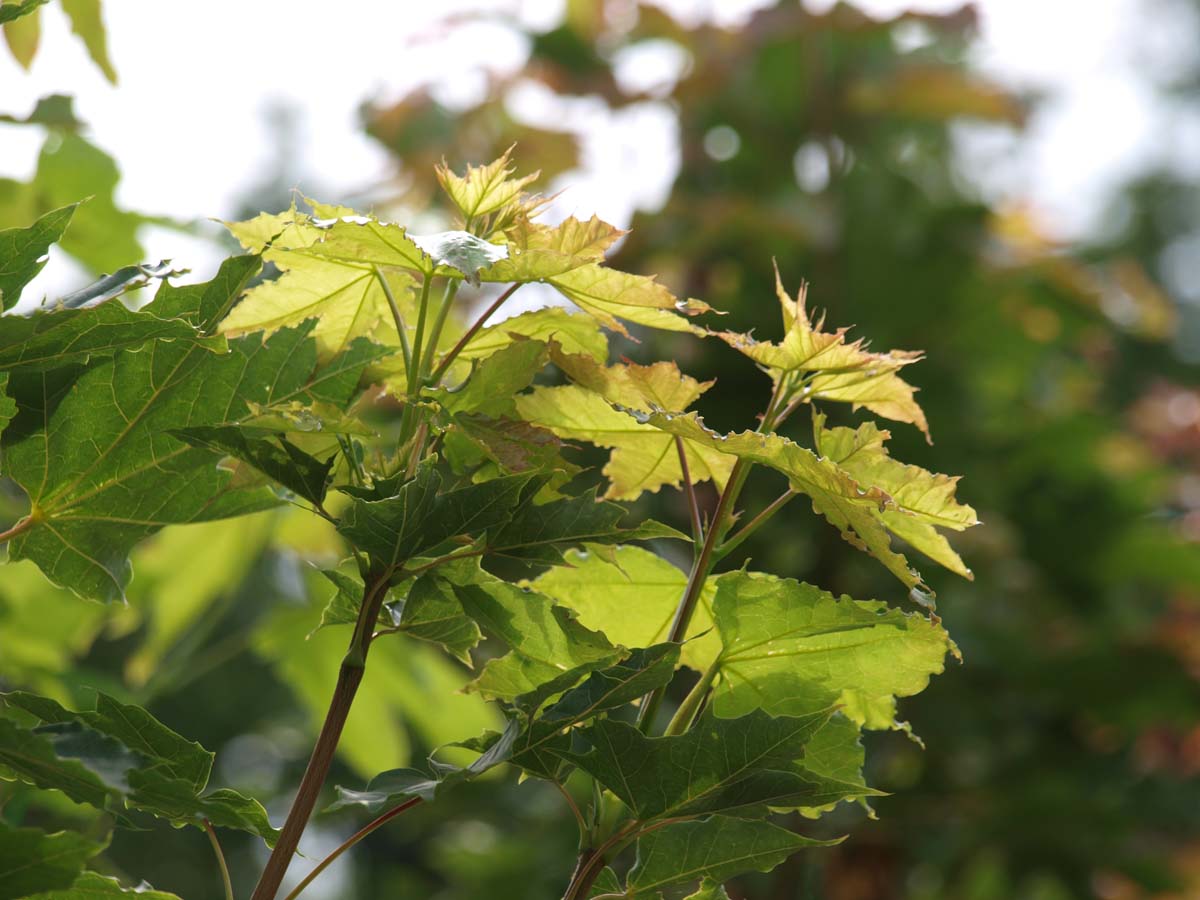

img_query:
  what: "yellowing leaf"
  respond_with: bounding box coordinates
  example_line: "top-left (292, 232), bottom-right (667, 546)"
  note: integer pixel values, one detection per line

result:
top-left (813, 413), bottom-right (977, 579)
top-left (718, 269), bottom-right (928, 438)
top-left (515, 383), bottom-right (735, 500)
top-left (436, 149), bottom-right (540, 223)
top-left (531, 545), bottom-right (720, 671)
top-left (222, 208), bottom-right (417, 361)
top-left (548, 263), bottom-right (710, 338)
top-left (548, 343), bottom-right (712, 411)
top-left (640, 411), bottom-right (927, 593)
top-left (459, 307), bottom-right (608, 364)
top-left (481, 215), bottom-right (625, 282)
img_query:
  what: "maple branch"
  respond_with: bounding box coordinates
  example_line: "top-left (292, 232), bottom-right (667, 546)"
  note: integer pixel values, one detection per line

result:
top-left (430, 283), bottom-right (521, 384)
top-left (250, 571), bottom-right (392, 900)
top-left (281, 797), bottom-right (424, 900)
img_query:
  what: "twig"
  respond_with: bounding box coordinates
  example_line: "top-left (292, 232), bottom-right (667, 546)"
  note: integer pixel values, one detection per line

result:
top-left (204, 819), bottom-right (235, 900)
top-left (281, 797), bottom-right (423, 900)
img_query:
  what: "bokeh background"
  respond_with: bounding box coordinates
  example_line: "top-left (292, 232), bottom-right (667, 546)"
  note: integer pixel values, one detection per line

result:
top-left (3, 1), bottom-right (1200, 898)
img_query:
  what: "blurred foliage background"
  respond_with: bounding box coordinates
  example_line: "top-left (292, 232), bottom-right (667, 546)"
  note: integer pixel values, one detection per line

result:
top-left (3, 2), bottom-right (1200, 898)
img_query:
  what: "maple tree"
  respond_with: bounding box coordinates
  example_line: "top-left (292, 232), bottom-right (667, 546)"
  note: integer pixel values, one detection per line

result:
top-left (0, 145), bottom-right (975, 900)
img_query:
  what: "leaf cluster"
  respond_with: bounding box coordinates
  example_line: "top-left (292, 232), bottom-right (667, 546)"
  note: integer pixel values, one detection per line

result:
top-left (0, 152), bottom-right (975, 899)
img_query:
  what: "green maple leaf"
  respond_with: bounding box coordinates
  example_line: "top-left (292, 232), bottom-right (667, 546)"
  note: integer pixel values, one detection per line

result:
top-left (24, 872), bottom-right (182, 900)
top-left (458, 306), bottom-right (608, 364)
top-left (709, 570), bottom-right (955, 730)
top-left (625, 816), bottom-right (835, 897)
top-left (531, 545), bottom-right (720, 672)
top-left (436, 150), bottom-right (540, 224)
top-left (0, 821), bottom-right (101, 900)
top-left (0, 203), bottom-right (75, 311)
top-left (639, 410), bottom-right (929, 592)
top-left (507, 643), bottom-right (680, 779)
top-left (221, 206), bottom-right (420, 361)
top-left (558, 707), bottom-right (837, 820)
top-left (435, 560), bottom-right (622, 702)
top-left (0, 692), bottom-right (277, 845)
top-left (2, 262), bottom-right (383, 601)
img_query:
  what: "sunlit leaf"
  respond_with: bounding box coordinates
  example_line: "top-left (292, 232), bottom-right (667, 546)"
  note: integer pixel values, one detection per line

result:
top-left (222, 207), bottom-right (418, 361)
top-left (61, 0), bottom-right (116, 83)
top-left (3, 0), bottom-right (39, 68)
top-left (814, 412), bottom-right (978, 578)
top-left (515, 378), bottom-right (735, 501)
top-left (436, 150), bottom-right (539, 223)
top-left (459, 307), bottom-right (608, 364)
top-left (532, 545), bottom-right (720, 671)
top-left (639, 411), bottom-right (927, 592)
top-left (717, 269), bottom-right (928, 438)
top-left (548, 263), bottom-right (710, 338)
top-left (710, 570), bottom-right (954, 729)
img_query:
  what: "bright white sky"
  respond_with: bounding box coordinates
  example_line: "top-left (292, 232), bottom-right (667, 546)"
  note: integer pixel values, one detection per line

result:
top-left (1, 0), bottom-right (1197, 297)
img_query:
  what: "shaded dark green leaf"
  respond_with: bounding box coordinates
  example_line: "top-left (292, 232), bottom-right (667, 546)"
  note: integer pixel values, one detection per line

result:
top-left (0, 821), bottom-right (102, 900)
top-left (559, 708), bottom-right (834, 820)
top-left (626, 816), bottom-right (836, 897)
top-left (172, 425), bottom-right (334, 506)
top-left (337, 463), bottom-right (536, 569)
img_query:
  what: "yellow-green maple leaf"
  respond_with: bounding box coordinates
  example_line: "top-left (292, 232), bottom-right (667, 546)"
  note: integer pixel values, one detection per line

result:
top-left (813, 412), bottom-right (978, 579)
top-left (514, 354), bottom-right (735, 500)
top-left (221, 207), bottom-right (418, 362)
top-left (718, 268), bottom-right (928, 438)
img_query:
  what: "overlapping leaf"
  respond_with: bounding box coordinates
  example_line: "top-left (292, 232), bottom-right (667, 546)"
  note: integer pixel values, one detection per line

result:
top-left (506, 643), bottom-right (680, 779)
top-left (0, 821), bottom-right (101, 900)
top-left (2, 266), bottom-right (384, 601)
top-left (638, 411), bottom-right (927, 591)
top-left (220, 207), bottom-right (420, 360)
top-left (458, 306), bottom-right (607, 364)
top-left (515, 356), bottom-right (736, 500)
top-left (558, 707), bottom-right (842, 820)
top-left (336, 464), bottom-right (536, 570)
top-left (0, 692), bottom-right (277, 844)
top-left (532, 545), bottom-right (720, 671)
top-left (625, 816), bottom-right (835, 897)
top-left (25, 872), bottom-right (182, 900)
top-left (813, 412), bottom-right (978, 578)
top-left (431, 559), bottom-right (622, 702)
top-left (545, 263), bottom-right (711, 338)
top-left (436, 150), bottom-right (540, 225)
